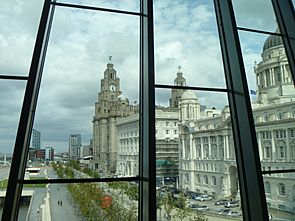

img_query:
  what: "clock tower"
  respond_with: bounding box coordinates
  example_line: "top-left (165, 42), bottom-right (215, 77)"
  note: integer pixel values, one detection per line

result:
top-left (93, 58), bottom-right (123, 173)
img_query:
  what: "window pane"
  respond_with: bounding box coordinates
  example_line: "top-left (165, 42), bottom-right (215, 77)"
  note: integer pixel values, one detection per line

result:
top-left (263, 174), bottom-right (295, 219)
top-left (28, 7), bottom-right (140, 179)
top-left (0, 80), bottom-right (26, 217)
top-left (239, 30), bottom-right (295, 169)
top-left (154, 0), bottom-right (226, 89)
top-left (0, 0), bottom-right (43, 76)
top-left (155, 89), bottom-right (243, 220)
top-left (22, 180), bottom-right (138, 220)
top-left (232, 0), bottom-right (277, 32)
top-left (57, 0), bottom-right (140, 13)
top-left (240, 28), bottom-right (295, 217)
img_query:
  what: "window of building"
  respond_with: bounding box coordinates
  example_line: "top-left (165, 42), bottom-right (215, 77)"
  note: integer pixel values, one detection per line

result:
top-left (265, 182), bottom-right (271, 194)
top-left (204, 175), bottom-right (208, 185)
top-left (3, 1), bottom-right (295, 220)
top-left (212, 176), bottom-right (217, 185)
top-left (277, 111), bottom-right (283, 120)
top-left (278, 183), bottom-right (286, 195)
top-left (264, 112), bottom-right (269, 122)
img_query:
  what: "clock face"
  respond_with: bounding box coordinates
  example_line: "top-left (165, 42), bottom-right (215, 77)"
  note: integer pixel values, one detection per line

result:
top-left (109, 84), bottom-right (116, 92)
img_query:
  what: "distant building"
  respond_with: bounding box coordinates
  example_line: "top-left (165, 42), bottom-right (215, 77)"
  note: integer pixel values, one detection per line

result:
top-left (31, 129), bottom-right (41, 149)
top-left (45, 147), bottom-right (54, 161)
top-left (36, 149), bottom-right (45, 161)
top-left (69, 134), bottom-right (82, 159)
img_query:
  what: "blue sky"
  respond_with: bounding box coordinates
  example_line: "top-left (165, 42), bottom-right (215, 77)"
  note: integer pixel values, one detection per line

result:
top-left (0, 0), bottom-right (278, 153)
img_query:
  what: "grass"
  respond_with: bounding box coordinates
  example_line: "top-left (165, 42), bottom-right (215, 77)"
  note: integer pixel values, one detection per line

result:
top-left (0, 177), bottom-right (47, 189)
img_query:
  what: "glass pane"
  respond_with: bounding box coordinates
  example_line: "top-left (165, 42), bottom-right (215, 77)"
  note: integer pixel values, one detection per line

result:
top-left (232, 0), bottom-right (277, 32)
top-left (23, 181), bottom-right (138, 220)
top-left (154, 0), bottom-right (226, 89)
top-left (57, 0), bottom-right (140, 13)
top-left (0, 0), bottom-right (43, 76)
top-left (28, 7), bottom-right (140, 179)
top-left (263, 174), bottom-right (295, 219)
top-left (155, 89), bottom-right (243, 220)
top-left (0, 80), bottom-right (26, 217)
top-left (240, 29), bottom-right (295, 217)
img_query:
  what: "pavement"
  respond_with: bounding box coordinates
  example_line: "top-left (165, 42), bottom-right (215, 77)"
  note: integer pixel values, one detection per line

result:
top-left (26, 167), bottom-right (81, 221)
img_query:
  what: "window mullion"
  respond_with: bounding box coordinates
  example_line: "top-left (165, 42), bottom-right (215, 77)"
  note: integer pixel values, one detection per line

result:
top-left (214, 0), bottom-right (268, 220)
top-left (139, 0), bottom-right (156, 221)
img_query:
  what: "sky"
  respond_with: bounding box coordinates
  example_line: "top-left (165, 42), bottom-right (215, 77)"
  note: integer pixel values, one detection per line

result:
top-left (0, 0), bottom-right (278, 154)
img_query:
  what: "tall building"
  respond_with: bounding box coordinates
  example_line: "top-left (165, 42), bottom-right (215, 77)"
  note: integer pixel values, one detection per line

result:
top-left (45, 147), bottom-right (54, 161)
top-left (69, 134), bottom-right (82, 159)
top-left (178, 31), bottom-right (295, 213)
top-left (31, 129), bottom-right (41, 149)
top-left (92, 60), bottom-right (137, 173)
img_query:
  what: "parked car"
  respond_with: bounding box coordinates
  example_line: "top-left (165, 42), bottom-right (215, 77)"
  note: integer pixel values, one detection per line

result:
top-left (218, 208), bottom-right (231, 215)
top-left (189, 204), bottom-right (209, 211)
top-left (215, 199), bottom-right (229, 205)
top-left (227, 211), bottom-right (241, 216)
top-left (195, 194), bottom-right (213, 201)
top-left (224, 201), bottom-right (239, 208)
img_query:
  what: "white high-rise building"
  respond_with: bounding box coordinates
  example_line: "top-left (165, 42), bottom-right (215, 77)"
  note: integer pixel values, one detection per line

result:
top-left (69, 134), bottom-right (82, 159)
top-left (31, 129), bottom-right (41, 149)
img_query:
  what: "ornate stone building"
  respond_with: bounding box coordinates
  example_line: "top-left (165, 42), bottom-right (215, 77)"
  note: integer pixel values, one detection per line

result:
top-left (92, 60), bottom-right (137, 173)
top-left (178, 31), bottom-right (295, 213)
top-left (115, 70), bottom-right (187, 181)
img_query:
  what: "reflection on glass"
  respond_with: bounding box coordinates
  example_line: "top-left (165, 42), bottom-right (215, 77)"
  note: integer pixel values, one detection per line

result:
top-left (155, 88), bottom-right (243, 220)
top-left (154, 0), bottom-right (225, 88)
top-left (232, 0), bottom-right (277, 32)
top-left (28, 7), bottom-right (139, 179)
top-left (240, 28), bottom-right (295, 217)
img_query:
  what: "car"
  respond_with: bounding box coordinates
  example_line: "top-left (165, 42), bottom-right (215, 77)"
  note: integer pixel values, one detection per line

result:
top-left (195, 194), bottom-right (213, 201)
top-left (215, 199), bottom-right (229, 205)
top-left (227, 211), bottom-right (241, 216)
top-left (189, 204), bottom-right (209, 211)
top-left (224, 201), bottom-right (239, 208)
top-left (188, 192), bottom-right (202, 200)
top-left (218, 208), bottom-right (231, 215)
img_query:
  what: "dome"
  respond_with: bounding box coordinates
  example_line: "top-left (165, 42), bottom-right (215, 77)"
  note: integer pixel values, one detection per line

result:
top-left (263, 29), bottom-right (283, 52)
top-left (117, 94), bottom-right (128, 101)
top-left (181, 90), bottom-right (197, 100)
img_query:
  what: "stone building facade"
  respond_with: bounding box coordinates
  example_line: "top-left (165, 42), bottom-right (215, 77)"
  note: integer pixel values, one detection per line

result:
top-left (178, 31), bottom-right (295, 213)
top-left (92, 61), bottom-right (137, 173)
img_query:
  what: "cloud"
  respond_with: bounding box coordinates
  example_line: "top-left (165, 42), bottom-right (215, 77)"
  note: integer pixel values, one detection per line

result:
top-left (0, 0), bottom-right (271, 153)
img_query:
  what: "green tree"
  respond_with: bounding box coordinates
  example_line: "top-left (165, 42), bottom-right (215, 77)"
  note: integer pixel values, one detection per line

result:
top-left (162, 192), bottom-right (174, 220)
top-left (173, 193), bottom-right (191, 221)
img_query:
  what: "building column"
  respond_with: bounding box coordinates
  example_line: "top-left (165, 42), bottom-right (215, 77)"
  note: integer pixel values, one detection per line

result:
top-left (286, 129), bottom-right (290, 161)
top-left (191, 135), bottom-right (196, 159)
top-left (225, 134), bottom-right (230, 159)
top-left (271, 130), bottom-right (276, 161)
top-left (257, 132), bottom-right (263, 159)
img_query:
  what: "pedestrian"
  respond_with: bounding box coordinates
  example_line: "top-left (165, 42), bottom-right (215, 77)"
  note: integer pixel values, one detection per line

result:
top-left (37, 209), bottom-right (39, 213)
top-left (60, 200), bottom-right (63, 206)
top-left (58, 200), bottom-right (60, 205)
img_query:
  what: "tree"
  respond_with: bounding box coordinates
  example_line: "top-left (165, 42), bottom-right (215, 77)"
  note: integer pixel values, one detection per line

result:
top-left (173, 193), bottom-right (192, 221)
top-left (162, 192), bottom-right (174, 220)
